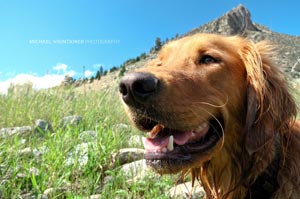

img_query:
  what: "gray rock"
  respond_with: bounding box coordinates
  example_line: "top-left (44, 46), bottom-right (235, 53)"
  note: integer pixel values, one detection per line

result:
top-left (112, 123), bottom-right (130, 132)
top-left (120, 159), bottom-right (159, 181)
top-left (66, 142), bottom-right (95, 167)
top-left (42, 187), bottom-right (67, 198)
top-left (34, 119), bottom-right (53, 133)
top-left (79, 130), bottom-right (97, 142)
top-left (187, 5), bottom-right (258, 36)
top-left (0, 126), bottom-right (32, 138)
top-left (111, 148), bottom-right (145, 167)
top-left (60, 115), bottom-right (82, 128)
top-left (16, 167), bottom-right (40, 179)
top-left (32, 146), bottom-right (47, 157)
top-left (128, 135), bottom-right (143, 147)
top-left (85, 194), bottom-right (101, 199)
top-left (168, 181), bottom-right (206, 199)
top-left (19, 147), bottom-right (32, 157)
top-left (20, 192), bottom-right (34, 199)
top-left (19, 146), bottom-right (47, 159)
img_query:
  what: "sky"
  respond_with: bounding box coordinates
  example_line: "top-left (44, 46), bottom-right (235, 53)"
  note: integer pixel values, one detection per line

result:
top-left (0, 0), bottom-right (300, 94)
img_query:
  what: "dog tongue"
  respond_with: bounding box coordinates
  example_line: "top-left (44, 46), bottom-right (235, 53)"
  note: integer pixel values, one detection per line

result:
top-left (142, 131), bottom-right (192, 151)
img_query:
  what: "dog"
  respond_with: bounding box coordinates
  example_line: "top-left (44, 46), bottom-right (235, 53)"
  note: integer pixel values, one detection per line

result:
top-left (119, 33), bottom-right (300, 199)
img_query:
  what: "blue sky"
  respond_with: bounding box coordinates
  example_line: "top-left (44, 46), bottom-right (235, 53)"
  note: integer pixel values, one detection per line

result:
top-left (0, 0), bottom-right (299, 93)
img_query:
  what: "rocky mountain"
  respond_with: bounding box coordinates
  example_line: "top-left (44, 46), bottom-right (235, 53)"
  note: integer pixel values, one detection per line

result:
top-left (125, 4), bottom-right (300, 78)
top-left (186, 4), bottom-right (300, 78)
top-left (77, 4), bottom-right (300, 93)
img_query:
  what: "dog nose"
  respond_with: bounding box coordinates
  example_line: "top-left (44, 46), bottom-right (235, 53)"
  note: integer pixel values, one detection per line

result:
top-left (119, 72), bottom-right (159, 105)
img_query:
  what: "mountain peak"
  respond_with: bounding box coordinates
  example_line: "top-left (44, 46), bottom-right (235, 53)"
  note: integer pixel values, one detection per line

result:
top-left (225, 4), bottom-right (259, 34)
top-left (188, 4), bottom-right (259, 36)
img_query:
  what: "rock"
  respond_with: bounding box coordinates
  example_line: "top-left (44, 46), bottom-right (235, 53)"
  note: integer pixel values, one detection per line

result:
top-left (60, 115), bottom-right (82, 128)
top-left (19, 146), bottom-right (47, 159)
top-left (34, 119), bottom-right (53, 133)
top-left (112, 123), bottom-right (130, 132)
top-left (0, 126), bottom-right (32, 138)
top-left (226, 4), bottom-right (259, 35)
top-left (20, 192), bottom-right (34, 199)
top-left (32, 146), bottom-right (47, 157)
top-left (42, 187), bottom-right (67, 198)
top-left (168, 181), bottom-right (206, 199)
top-left (85, 194), bottom-right (101, 199)
top-left (19, 147), bottom-right (32, 157)
top-left (189, 5), bottom-right (258, 36)
top-left (111, 148), bottom-right (145, 167)
top-left (16, 167), bottom-right (40, 178)
top-left (43, 188), bottom-right (56, 196)
top-left (79, 130), bottom-right (97, 142)
top-left (103, 175), bottom-right (113, 185)
top-left (66, 142), bottom-right (95, 167)
top-left (29, 167), bottom-right (40, 176)
top-left (120, 159), bottom-right (159, 181)
top-left (128, 135), bottom-right (143, 147)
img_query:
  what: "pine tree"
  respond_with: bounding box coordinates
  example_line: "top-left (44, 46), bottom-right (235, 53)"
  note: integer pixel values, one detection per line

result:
top-left (119, 65), bottom-right (126, 77)
top-left (155, 37), bottom-right (162, 51)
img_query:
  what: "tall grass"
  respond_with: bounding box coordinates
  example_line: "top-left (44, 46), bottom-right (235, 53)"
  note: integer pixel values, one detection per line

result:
top-left (0, 85), bottom-right (173, 198)
top-left (2, 80), bottom-right (298, 198)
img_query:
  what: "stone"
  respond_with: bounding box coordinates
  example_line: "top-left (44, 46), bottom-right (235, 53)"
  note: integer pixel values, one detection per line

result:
top-left (226, 4), bottom-right (259, 35)
top-left (111, 148), bottom-right (145, 167)
top-left (120, 159), bottom-right (159, 181)
top-left (19, 146), bottom-right (47, 159)
top-left (42, 187), bottom-right (67, 198)
top-left (19, 147), bottom-right (32, 157)
top-left (112, 123), bottom-right (130, 132)
top-left (168, 181), bottom-right (206, 199)
top-left (16, 167), bottom-right (40, 178)
top-left (34, 119), bottom-right (53, 133)
top-left (60, 115), bottom-right (82, 128)
top-left (85, 194), bottom-right (101, 199)
top-left (79, 130), bottom-right (97, 142)
top-left (0, 126), bottom-right (32, 138)
top-left (128, 135), bottom-right (143, 147)
top-left (66, 142), bottom-right (95, 167)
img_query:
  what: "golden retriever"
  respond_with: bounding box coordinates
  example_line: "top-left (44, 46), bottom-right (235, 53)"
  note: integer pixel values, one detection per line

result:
top-left (119, 33), bottom-right (300, 199)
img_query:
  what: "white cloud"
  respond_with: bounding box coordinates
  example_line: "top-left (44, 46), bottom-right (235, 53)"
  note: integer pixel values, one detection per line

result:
top-left (53, 63), bottom-right (76, 77)
top-left (0, 73), bottom-right (66, 95)
top-left (66, 70), bottom-right (76, 77)
top-left (84, 70), bottom-right (93, 77)
top-left (0, 63), bottom-right (77, 95)
top-left (53, 63), bottom-right (68, 73)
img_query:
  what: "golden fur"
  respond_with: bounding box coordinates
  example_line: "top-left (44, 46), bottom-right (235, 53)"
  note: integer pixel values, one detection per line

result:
top-left (121, 34), bottom-right (300, 198)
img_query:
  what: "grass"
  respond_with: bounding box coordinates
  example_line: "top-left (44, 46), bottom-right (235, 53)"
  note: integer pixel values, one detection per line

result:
top-left (1, 80), bottom-right (299, 198)
top-left (0, 84), bottom-right (174, 198)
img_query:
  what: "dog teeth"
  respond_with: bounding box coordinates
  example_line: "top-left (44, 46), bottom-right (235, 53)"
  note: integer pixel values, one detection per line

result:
top-left (167, 135), bottom-right (174, 151)
top-left (162, 147), bottom-right (167, 153)
top-left (195, 123), bottom-right (208, 133)
top-left (147, 124), bottom-right (164, 139)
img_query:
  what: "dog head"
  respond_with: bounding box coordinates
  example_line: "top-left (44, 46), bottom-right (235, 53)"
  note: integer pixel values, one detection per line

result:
top-left (119, 33), bottom-right (297, 174)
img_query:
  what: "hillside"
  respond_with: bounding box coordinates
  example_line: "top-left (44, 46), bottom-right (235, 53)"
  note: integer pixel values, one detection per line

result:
top-left (77, 4), bottom-right (300, 93)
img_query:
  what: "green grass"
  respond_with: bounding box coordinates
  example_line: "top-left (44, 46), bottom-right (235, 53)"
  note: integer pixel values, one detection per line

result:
top-left (1, 81), bottom-right (298, 198)
top-left (0, 85), bottom-right (174, 198)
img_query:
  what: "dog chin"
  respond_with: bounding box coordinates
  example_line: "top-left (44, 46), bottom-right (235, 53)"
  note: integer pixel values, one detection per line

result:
top-left (139, 117), bottom-right (224, 174)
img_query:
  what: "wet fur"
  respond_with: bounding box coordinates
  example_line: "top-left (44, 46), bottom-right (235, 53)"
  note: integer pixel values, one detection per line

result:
top-left (127, 34), bottom-right (300, 198)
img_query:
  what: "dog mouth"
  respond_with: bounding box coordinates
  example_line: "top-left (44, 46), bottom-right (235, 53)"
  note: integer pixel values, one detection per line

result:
top-left (136, 116), bottom-right (224, 173)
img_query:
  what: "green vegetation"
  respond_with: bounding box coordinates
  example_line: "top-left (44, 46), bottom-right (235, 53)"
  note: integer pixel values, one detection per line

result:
top-left (0, 85), bottom-right (174, 198)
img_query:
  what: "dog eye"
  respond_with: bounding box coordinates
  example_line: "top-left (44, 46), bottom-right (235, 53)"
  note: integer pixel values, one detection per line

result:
top-left (199, 55), bottom-right (218, 64)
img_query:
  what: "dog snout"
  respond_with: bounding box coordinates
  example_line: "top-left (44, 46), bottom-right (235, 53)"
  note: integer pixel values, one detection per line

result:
top-left (119, 72), bottom-right (159, 106)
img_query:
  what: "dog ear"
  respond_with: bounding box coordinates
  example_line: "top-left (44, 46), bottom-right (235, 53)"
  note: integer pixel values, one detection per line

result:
top-left (244, 85), bottom-right (274, 155)
top-left (240, 40), bottom-right (297, 155)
